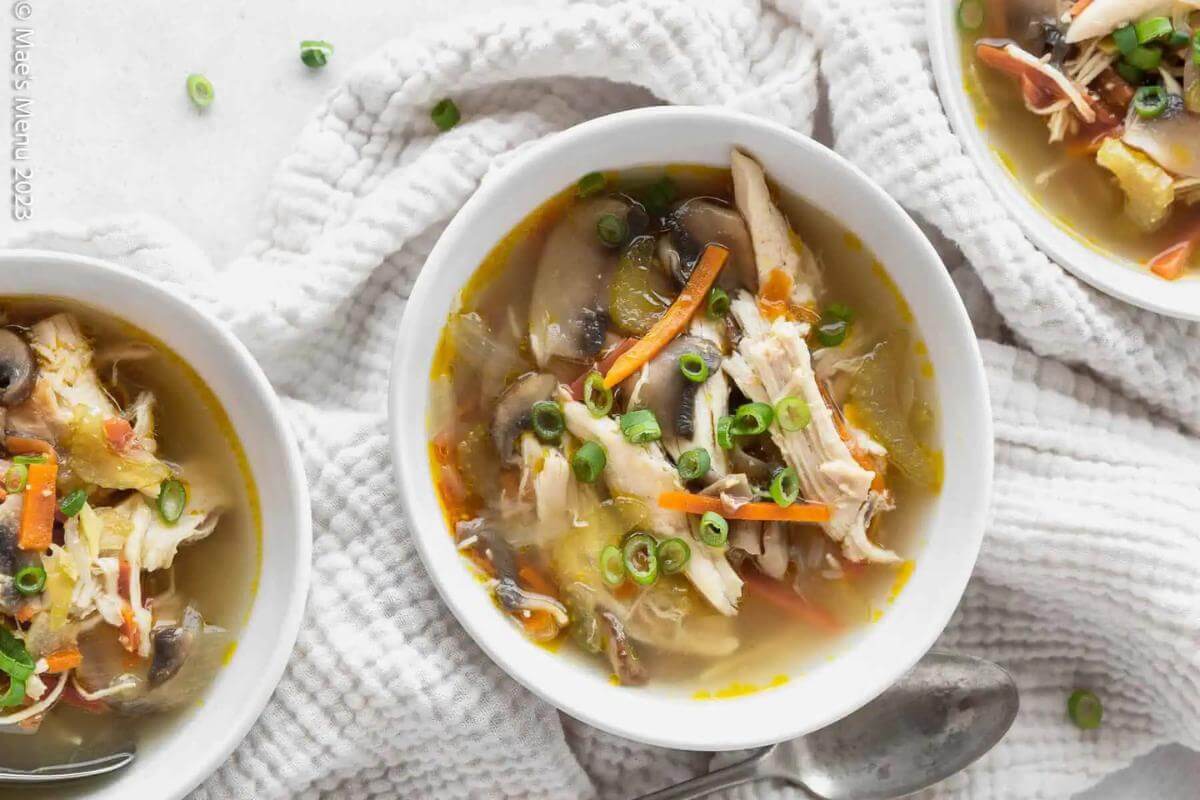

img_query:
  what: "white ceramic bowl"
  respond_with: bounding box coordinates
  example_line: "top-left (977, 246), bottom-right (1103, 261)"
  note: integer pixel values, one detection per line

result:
top-left (928, 0), bottom-right (1200, 320)
top-left (389, 107), bottom-right (992, 750)
top-left (0, 250), bottom-right (312, 799)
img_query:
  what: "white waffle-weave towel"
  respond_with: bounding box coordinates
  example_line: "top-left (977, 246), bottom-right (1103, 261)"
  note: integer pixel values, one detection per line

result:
top-left (3, 1), bottom-right (1199, 797)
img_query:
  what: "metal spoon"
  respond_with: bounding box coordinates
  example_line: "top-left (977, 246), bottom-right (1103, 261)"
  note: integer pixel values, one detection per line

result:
top-left (0, 749), bottom-right (135, 784)
top-left (637, 652), bottom-right (1018, 800)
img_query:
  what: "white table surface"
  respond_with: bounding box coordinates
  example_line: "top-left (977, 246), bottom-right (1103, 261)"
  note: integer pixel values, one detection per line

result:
top-left (2, 1), bottom-right (1196, 797)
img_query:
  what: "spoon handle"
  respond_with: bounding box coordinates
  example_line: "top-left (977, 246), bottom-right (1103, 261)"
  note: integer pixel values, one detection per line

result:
top-left (633, 747), bottom-right (777, 800)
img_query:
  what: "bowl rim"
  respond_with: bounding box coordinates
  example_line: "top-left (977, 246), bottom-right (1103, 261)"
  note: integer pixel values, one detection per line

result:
top-left (926, 0), bottom-right (1200, 321)
top-left (0, 248), bottom-right (312, 799)
top-left (389, 105), bottom-right (993, 750)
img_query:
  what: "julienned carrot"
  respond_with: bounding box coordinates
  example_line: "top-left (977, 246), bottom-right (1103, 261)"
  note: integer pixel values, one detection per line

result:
top-left (1068, 0), bottom-right (1094, 17)
top-left (657, 491), bottom-right (830, 523)
top-left (568, 337), bottom-right (637, 400)
top-left (603, 244), bottom-right (729, 388)
top-left (18, 461), bottom-right (57, 551)
top-left (1147, 226), bottom-right (1200, 281)
top-left (43, 647), bottom-right (83, 674)
top-left (740, 567), bottom-right (842, 633)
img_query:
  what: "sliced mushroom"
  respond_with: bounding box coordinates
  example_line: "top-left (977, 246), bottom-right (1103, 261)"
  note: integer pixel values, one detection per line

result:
top-left (0, 330), bottom-right (35, 408)
top-left (620, 336), bottom-right (721, 443)
top-left (491, 372), bottom-right (557, 463)
top-left (148, 607), bottom-right (203, 687)
top-left (660, 198), bottom-right (758, 292)
top-left (600, 609), bottom-right (647, 686)
top-left (0, 502), bottom-right (23, 616)
top-left (529, 197), bottom-right (631, 367)
top-left (1124, 95), bottom-right (1200, 179)
top-left (1065, 0), bottom-right (1188, 44)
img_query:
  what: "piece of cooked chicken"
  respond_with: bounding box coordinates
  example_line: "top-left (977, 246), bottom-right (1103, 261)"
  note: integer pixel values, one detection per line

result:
top-left (724, 293), bottom-right (898, 564)
top-left (731, 149), bottom-right (822, 307)
top-left (27, 313), bottom-right (120, 425)
top-left (559, 389), bottom-right (743, 616)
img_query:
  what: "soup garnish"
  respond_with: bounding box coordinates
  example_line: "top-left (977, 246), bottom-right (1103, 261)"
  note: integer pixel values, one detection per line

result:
top-left (429, 152), bottom-right (940, 688)
top-left (962, 0), bottom-right (1200, 278)
top-left (0, 303), bottom-right (255, 766)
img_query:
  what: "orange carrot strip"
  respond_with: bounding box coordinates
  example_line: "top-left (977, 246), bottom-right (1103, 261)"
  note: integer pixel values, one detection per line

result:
top-left (568, 338), bottom-right (637, 400)
top-left (657, 491), bottom-right (830, 523)
top-left (15, 603), bottom-right (37, 624)
top-left (43, 647), bottom-right (83, 674)
top-left (517, 563), bottom-right (558, 597)
top-left (5, 436), bottom-right (57, 465)
top-left (1068, 0), bottom-right (1094, 17)
top-left (603, 244), bottom-right (729, 388)
top-left (741, 567), bottom-right (842, 633)
top-left (103, 417), bottom-right (135, 454)
top-left (1147, 226), bottom-right (1200, 281)
top-left (18, 461), bottom-right (57, 551)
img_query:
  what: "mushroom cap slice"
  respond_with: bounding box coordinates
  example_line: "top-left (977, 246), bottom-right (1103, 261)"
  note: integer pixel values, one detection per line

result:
top-left (620, 335), bottom-right (721, 442)
top-left (0, 329), bottom-right (36, 407)
top-left (1123, 95), bottom-right (1200, 180)
top-left (491, 372), bottom-right (557, 463)
top-left (662, 198), bottom-right (758, 293)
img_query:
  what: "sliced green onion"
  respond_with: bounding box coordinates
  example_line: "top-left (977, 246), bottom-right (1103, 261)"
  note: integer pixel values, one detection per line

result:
top-left (826, 302), bottom-right (855, 323)
top-left (620, 409), bottom-right (662, 444)
top-left (0, 676), bottom-right (25, 708)
top-left (816, 318), bottom-right (849, 347)
top-left (1167, 30), bottom-right (1190, 49)
top-left (58, 488), bottom-right (87, 518)
top-left (157, 478), bottom-right (188, 524)
top-left (1067, 689), bottom-right (1103, 730)
top-left (775, 396), bottom-right (812, 432)
top-left (1113, 24), bottom-right (1139, 55)
top-left (577, 171), bottom-right (607, 198)
top-left (431, 98), bottom-right (461, 131)
top-left (531, 401), bottom-right (565, 444)
top-left (716, 415), bottom-right (736, 449)
top-left (769, 467), bottom-right (800, 507)
top-left (1134, 16), bottom-right (1173, 44)
top-left (0, 627), bottom-right (34, 682)
top-left (698, 511), bottom-right (728, 547)
top-left (4, 464), bottom-right (27, 494)
top-left (732, 402), bottom-right (774, 436)
top-left (583, 371), bottom-right (613, 418)
top-left (186, 73), bottom-right (214, 108)
top-left (956, 0), bottom-right (984, 31)
top-left (676, 448), bottom-right (711, 482)
top-left (13, 566), bottom-right (45, 596)
top-left (11, 454), bottom-right (45, 465)
top-left (572, 441), bottom-right (607, 483)
top-left (641, 176), bottom-right (677, 217)
top-left (1125, 45), bottom-right (1163, 71)
top-left (1193, 31), bottom-right (1200, 65)
top-left (1133, 85), bottom-right (1170, 118)
top-left (596, 213), bottom-right (627, 247)
top-left (1115, 61), bottom-right (1146, 85)
top-left (656, 537), bottom-right (691, 575)
top-left (599, 544), bottom-right (625, 586)
top-left (300, 39), bottom-right (334, 68)
top-left (622, 532), bottom-right (659, 586)
top-left (706, 286), bottom-right (730, 319)
top-left (678, 353), bottom-right (710, 383)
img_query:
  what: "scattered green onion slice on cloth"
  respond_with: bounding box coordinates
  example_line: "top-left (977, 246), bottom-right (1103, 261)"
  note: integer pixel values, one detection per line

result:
top-left (599, 544), bottom-right (625, 586)
top-left (300, 40), bottom-right (334, 68)
top-left (1067, 689), bottom-right (1103, 730)
top-left (622, 532), bottom-right (659, 585)
top-left (620, 409), bottom-right (662, 444)
top-left (656, 537), bottom-right (691, 574)
top-left (431, 98), bottom-right (461, 131)
top-left (572, 441), bottom-right (606, 483)
top-left (13, 566), bottom-right (45, 596)
top-left (676, 447), bottom-right (711, 481)
top-left (186, 73), bottom-right (215, 108)
top-left (698, 511), bottom-right (729, 547)
top-left (157, 478), bottom-right (188, 524)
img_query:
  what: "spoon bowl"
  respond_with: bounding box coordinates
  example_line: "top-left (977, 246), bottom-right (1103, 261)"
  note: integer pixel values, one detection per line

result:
top-left (637, 652), bottom-right (1018, 800)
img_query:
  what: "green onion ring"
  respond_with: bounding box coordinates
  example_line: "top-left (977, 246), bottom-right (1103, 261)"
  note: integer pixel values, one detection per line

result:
top-left (1067, 689), bottom-right (1103, 730)
top-left (620, 408), bottom-right (662, 444)
top-left (656, 537), bottom-right (691, 575)
top-left (716, 415), bottom-right (736, 449)
top-left (572, 441), bottom-right (607, 484)
top-left (530, 400), bottom-right (566, 444)
top-left (583, 371), bottom-right (614, 418)
top-left (676, 448), bottom-right (711, 482)
top-left (769, 467), bottom-right (800, 508)
top-left (13, 566), bottom-right (45, 597)
top-left (186, 73), bottom-right (214, 108)
top-left (1133, 85), bottom-right (1170, 119)
top-left (4, 464), bottom-right (27, 494)
top-left (577, 171), bottom-right (607, 198)
top-left (157, 478), bottom-right (188, 524)
top-left (706, 286), bottom-right (730, 319)
top-left (775, 396), bottom-right (812, 432)
top-left (58, 488), bottom-right (87, 518)
top-left (431, 98), bottom-right (461, 131)
top-left (678, 353), bottom-right (710, 383)
top-left (622, 532), bottom-right (659, 586)
top-left (732, 402), bottom-right (774, 436)
top-left (698, 511), bottom-right (729, 547)
top-left (599, 544), bottom-right (625, 586)
top-left (300, 39), bottom-right (334, 68)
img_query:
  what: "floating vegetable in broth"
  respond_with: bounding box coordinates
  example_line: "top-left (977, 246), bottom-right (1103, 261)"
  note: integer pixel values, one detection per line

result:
top-left (429, 153), bottom-right (940, 688)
